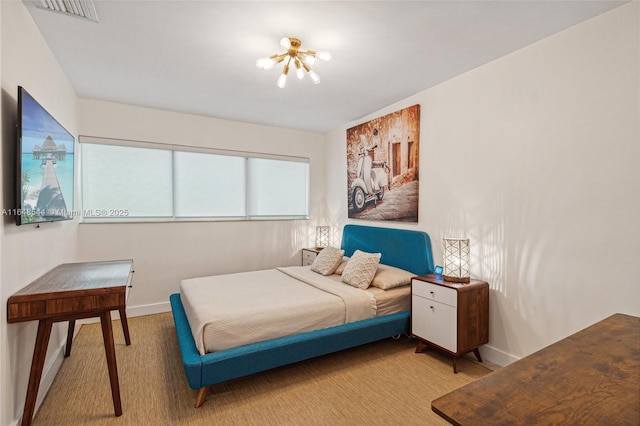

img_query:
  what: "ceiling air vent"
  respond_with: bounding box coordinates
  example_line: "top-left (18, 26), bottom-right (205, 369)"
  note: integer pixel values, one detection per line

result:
top-left (35, 0), bottom-right (99, 23)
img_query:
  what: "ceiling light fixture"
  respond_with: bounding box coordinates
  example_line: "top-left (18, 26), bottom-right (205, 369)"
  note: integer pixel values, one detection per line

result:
top-left (256, 37), bottom-right (331, 89)
top-left (35, 0), bottom-right (99, 23)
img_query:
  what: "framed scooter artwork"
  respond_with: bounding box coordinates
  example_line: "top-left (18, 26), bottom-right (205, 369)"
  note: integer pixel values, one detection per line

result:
top-left (346, 104), bottom-right (420, 222)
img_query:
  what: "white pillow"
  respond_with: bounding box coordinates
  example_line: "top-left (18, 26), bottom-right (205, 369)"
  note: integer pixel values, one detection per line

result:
top-left (370, 264), bottom-right (414, 290)
top-left (341, 250), bottom-right (381, 290)
top-left (310, 247), bottom-right (345, 276)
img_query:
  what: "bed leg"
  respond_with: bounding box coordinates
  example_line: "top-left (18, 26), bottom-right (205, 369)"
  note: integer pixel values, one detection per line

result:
top-left (195, 386), bottom-right (209, 408)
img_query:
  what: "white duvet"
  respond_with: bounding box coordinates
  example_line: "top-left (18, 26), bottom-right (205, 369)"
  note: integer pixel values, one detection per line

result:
top-left (180, 266), bottom-right (377, 355)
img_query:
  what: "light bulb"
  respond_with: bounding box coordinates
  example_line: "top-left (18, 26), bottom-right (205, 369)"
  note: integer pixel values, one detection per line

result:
top-left (305, 55), bottom-right (317, 66)
top-left (309, 71), bottom-right (321, 85)
top-left (280, 37), bottom-right (291, 49)
top-left (264, 58), bottom-right (277, 70)
top-left (277, 74), bottom-right (287, 89)
top-left (317, 51), bottom-right (332, 61)
top-left (256, 57), bottom-right (276, 70)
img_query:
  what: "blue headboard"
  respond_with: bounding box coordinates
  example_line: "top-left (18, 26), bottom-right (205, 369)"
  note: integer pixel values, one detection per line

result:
top-left (340, 224), bottom-right (434, 276)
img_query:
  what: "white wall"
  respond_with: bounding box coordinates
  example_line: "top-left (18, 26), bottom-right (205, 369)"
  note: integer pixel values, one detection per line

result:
top-left (325, 2), bottom-right (639, 365)
top-left (76, 99), bottom-right (325, 316)
top-left (1, 2), bottom-right (79, 425)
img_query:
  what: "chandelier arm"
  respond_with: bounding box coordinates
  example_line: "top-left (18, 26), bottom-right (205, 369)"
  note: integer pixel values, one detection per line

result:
top-left (283, 56), bottom-right (292, 74)
top-left (298, 51), bottom-right (317, 61)
top-left (296, 53), bottom-right (313, 72)
top-left (300, 59), bottom-right (312, 73)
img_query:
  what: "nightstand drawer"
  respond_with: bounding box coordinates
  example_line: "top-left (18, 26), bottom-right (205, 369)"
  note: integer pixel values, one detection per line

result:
top-left (412, 279), bottom-right (457, 307)
top-left (302, 249), bottom-right (319, 266)
top-left (412, 295), bottom-right (457, 352)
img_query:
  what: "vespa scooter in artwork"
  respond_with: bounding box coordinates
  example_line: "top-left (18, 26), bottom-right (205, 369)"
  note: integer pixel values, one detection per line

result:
top-left (350, 144), bottom-right (389, 212)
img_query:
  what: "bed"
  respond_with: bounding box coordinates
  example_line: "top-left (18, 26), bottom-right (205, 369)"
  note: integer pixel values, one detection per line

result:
top-left (170, 224), bottom-right (435, 407)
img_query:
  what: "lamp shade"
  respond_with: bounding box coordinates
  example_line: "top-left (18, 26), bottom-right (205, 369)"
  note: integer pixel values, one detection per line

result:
top-left (442, 238), bottom-right (470, 283)
top-left (315, 226), bottom-right (330, 249)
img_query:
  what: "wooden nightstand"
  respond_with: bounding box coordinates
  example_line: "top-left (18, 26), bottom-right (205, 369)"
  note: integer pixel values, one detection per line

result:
top-left (411, 274), bottom-right (489, 373)
top-left (301, 247), bottom-right (322, 266)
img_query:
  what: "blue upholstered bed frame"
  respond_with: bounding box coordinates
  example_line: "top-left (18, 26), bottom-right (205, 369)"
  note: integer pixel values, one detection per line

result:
top-left (170, 224), bottom-right (434, 407)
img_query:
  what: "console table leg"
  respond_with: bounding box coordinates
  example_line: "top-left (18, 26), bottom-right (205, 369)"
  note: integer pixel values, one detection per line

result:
top-left (21, 319), bottom-right (53, 426)
top-left (64, 320), bottom-right (76, 357)
top-left (99, 311), bottom-right (122, 416)
top-left (119, 308), bottom-right (131, 346)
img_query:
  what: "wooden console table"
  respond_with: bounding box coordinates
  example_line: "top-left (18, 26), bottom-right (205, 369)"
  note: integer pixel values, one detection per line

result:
top-left (431, 313), bottom-right (640, 425)
top-left (7, 260), bottom-right (134, 426)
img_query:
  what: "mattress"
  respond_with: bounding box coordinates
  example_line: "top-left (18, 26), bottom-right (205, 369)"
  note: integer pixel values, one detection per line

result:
top-left (180, 266), bottom-right (410, 355)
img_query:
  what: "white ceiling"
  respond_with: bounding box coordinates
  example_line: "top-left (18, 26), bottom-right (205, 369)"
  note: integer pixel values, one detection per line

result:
top-left (24, 1), bottom-right (624, 133)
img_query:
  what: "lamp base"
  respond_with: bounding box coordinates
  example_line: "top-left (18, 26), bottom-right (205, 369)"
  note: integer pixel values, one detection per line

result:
top-left (443, 275), bottom-right (470, 284)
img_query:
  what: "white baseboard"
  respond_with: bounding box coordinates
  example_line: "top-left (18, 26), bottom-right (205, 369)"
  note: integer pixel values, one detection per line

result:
top-left (479, 343), bottom-right (520, 367)
top-left (127, 301), bottom-right (171, 318)
top-left (78, 301), bottom-right (172, 325)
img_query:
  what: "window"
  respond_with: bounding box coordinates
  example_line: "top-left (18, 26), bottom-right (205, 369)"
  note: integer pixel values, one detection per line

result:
top-left (80, 137), bottom-right (309, 222)
top-left (81, 143), bottom-right (173, 218)
top-left (174, 151), bottom-right (246, 218)
top-left (247, 158), bottom-right (309, 217)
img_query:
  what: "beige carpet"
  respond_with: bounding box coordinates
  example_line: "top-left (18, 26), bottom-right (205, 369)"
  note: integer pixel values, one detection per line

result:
top-left (33, 313), bottom-right (491, 425)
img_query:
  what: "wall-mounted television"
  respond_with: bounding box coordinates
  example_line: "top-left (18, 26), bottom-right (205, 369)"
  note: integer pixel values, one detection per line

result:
top-left (16, 86), bottom-right (74, 226)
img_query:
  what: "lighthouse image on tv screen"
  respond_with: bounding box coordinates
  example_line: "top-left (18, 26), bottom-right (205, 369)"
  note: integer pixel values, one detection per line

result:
top-left (17, 87), bottom-right (74, 225)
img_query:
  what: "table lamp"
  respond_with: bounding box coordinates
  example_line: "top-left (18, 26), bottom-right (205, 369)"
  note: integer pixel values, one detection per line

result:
top-left (315, 226), bottom-right (330, 250)
top-left (443, 238), bottom-right (470, 283)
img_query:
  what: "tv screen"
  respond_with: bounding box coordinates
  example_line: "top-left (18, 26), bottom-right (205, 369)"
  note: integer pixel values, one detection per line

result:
top-left (16, 87), bottom-right (74, 225)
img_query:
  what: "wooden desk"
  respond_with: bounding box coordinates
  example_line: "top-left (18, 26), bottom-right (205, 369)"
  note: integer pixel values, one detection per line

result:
top-left (431, 313), bottom-right (640, 425)
top-left (7, 260), bottom-right (134, 426)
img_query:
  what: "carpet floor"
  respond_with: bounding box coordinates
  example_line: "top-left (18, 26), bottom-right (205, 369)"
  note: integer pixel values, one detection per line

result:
top-left (32, 313), bottom-right (491, 425)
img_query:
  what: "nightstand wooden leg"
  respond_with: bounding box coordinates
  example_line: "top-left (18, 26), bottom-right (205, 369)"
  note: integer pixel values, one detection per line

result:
top-left (473, 348), bottom-right (483, 363)
top-left (415, 340), bottom-right (427, 353)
